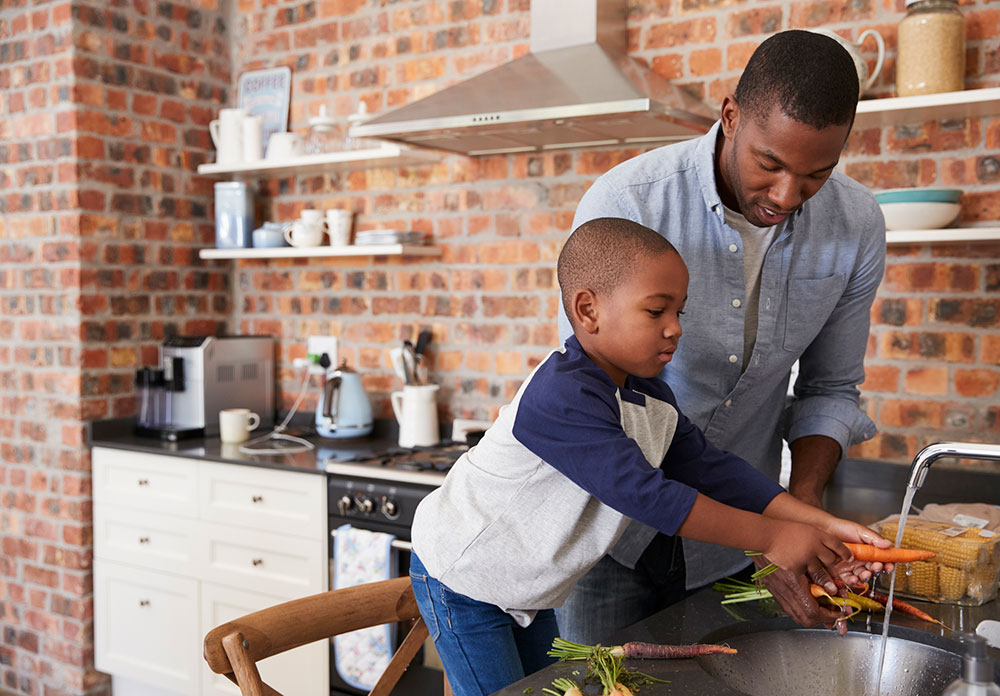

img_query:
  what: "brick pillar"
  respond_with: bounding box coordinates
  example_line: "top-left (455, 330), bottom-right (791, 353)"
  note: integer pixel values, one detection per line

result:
top-left (0, 2), bottom-right (232, 694)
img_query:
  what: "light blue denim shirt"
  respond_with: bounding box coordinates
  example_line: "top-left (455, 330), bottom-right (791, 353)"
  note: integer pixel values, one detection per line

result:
top-left (560, 121), bottom-right (886, 588)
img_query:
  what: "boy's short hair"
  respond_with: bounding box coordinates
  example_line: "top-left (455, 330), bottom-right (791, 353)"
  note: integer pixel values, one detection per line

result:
top-left (735, 29), bottom-right (859, 131)
top-left (558, 218), bottom-right (679, 327)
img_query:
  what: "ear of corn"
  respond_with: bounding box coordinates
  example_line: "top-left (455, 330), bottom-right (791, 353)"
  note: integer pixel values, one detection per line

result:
top-left (877, 519), bottom-right (999, 605)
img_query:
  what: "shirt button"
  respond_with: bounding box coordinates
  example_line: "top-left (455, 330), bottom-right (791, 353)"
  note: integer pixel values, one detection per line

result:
top-left (732, 298), bottom-right (742, 308)
top-left (725, 399), bottom-right (733, 407)
top-left (729, 244), bottom-right (738, 252)
top-left (728, 354), bottom-right (738, 363)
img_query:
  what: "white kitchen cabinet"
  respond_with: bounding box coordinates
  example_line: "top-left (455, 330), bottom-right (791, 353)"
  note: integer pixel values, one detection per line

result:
top-left (94, 561), bottom-right (200, 695)
top-left (200, 582), bottom-right (328, 696)
top-left (92, 447), bottom-right (329, 696)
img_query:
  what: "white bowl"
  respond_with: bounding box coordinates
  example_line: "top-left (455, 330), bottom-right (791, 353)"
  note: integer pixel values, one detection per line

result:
top-left (878, 201), bottom-right (961, 231)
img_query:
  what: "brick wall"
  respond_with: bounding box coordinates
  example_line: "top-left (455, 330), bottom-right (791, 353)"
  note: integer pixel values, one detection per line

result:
top-left (227, 1), bottom-right (1000, 454)
top-left (1, 0), bottom-right (999, 693)
top-left (0, 1), bottom-right (231, 693)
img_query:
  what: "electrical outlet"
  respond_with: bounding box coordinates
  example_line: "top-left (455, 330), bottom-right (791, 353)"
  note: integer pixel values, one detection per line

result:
top-left (307, 336), bottom-right (338, 367)
top-left (451, 418), bottom-right (493, 443)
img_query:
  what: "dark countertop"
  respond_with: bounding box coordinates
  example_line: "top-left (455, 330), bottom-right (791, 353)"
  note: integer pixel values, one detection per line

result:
top-left (87, 417), bottom-right (411, 476)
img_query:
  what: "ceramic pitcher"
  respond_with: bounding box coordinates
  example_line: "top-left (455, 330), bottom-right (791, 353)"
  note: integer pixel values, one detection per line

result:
top-left (808, 28), bottom-right (885, 97)
top-left (390, 384), bottom-right (439, 448)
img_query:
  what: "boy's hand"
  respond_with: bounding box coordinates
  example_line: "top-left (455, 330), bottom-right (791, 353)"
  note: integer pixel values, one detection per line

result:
top-left (822, 517), bottom-right (896, 581)
top-left (763, 520), bottom-right (851, 592)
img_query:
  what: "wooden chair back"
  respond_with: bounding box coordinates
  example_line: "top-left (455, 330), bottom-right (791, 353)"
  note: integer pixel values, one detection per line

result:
top-left (203, 576), bottom-right (436, 696)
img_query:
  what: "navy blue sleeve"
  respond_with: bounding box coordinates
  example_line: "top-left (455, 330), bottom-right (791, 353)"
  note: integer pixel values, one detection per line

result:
top-left (511, 365), bottom-right (699, 537)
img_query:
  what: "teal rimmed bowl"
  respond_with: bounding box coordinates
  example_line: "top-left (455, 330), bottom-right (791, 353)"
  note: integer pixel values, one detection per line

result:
top-left (874, 187), bottom-right (962, 204)
top-left (874, 188), bottom-right (963, 231)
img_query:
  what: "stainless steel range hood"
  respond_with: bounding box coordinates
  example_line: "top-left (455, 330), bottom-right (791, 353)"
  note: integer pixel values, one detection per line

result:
top-left (348, 0), bottom-right (716, 156)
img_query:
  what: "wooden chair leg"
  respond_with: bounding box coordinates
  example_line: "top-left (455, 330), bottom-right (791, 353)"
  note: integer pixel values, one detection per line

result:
top-left (369, 617), bottom-right (430, 696)
top-left (221, 631), bottom-right (280, 696)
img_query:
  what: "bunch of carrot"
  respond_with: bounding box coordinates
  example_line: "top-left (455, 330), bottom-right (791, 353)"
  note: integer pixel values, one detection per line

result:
top-left (546, 636), bottom-right (735, 695)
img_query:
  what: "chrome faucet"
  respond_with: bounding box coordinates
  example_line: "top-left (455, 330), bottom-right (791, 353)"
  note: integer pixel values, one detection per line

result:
top-left (907, 441), bottom-right (1000, 489)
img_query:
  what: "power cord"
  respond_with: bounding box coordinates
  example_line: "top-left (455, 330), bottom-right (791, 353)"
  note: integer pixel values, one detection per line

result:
top-left (239, 362), bottom-right (316, 455)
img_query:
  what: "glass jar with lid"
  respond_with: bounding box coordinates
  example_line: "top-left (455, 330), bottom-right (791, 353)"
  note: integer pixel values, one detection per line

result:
top-left (343, 102), bottom-right (375, 151)
top-left (896, 0), bottom-right (965, 97)
top-left (306, 104), bottom-right (339, 154)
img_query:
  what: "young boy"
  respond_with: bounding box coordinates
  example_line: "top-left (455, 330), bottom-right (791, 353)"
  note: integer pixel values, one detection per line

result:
top-left (409, 218), bottom-right (890, 696)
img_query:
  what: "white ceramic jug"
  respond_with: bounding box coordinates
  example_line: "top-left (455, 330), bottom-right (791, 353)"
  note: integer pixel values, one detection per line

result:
top-left (808, 28), bottom-right (885, 97)
top-left (209, 108), bottom-right (246, 165)
top-left (390, 384), bottom-right (439, 448)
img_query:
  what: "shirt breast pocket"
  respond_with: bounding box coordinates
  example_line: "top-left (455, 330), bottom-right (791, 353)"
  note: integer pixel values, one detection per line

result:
top-left (782, 274), bottom-right (846, 354)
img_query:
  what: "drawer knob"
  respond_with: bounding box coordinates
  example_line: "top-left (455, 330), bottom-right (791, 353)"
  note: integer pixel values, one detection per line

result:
top-left (252, 558), bottom-right (263, 566)
top-left (251, 495), bottom-right (263, 503)
top-left (139, 599), bottom-right (150, 607)
top-left (138, 536), bottom-right (150, 544)
top-left (137, 479), bottom-right (149, 486)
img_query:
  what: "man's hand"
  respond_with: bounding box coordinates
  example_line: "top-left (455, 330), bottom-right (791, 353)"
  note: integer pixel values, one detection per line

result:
top-left (752, 556), bottom-right (851, 635)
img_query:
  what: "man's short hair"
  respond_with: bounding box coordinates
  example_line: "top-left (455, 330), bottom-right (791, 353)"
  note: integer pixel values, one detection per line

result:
top-left (735, 29), bottom-right (859, 130)
top-left (558, 218), bottom-right (678, 326)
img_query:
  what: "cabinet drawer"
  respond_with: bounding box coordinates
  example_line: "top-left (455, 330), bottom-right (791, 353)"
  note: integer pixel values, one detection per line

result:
top-left (200, 582), bottom-right (329, 696)
top-left (93, 447), bottom-right (198, 518)
top-left (200, 521), bottom-right (325, 599)
top-left (94, 560), bottom-right (199, 695)
top-left (199, 461), bottom-right (324, 540)
top-left (94, 505), bottom-right (199, 577)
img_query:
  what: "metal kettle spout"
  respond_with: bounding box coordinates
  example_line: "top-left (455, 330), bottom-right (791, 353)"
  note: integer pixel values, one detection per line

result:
top-left (907, 441), bottom-right (1000, 489)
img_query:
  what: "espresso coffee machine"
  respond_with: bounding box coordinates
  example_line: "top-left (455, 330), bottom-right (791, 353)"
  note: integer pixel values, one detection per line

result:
top-left (135, 335), bottom-right (274, 441)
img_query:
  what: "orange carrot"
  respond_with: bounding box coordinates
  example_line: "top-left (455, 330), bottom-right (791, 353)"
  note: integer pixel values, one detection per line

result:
top-left (844, 542), bottom-right (936, 563)
top-left (620, 641), bottom-right (737, 658)
top-left (870, 591), bottom-right (952, 629)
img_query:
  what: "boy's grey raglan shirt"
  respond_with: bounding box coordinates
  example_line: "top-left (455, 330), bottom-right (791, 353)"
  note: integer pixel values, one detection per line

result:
top-left (410, 336), bottom-right (784, 626)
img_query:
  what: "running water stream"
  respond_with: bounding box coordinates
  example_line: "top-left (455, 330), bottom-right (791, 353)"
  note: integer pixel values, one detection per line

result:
top-left (873, 483), bottom-right (919, 695)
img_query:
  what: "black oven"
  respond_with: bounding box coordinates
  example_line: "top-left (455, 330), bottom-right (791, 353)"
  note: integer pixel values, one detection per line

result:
top-left (327, 473), bottom-right (444, 696)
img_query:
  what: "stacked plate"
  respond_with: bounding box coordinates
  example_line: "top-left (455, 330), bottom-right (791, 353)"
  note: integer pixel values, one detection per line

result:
top-left (354, 229), bottom-right (426, 245)
top-left (874, 188), bottom-right (962, 231)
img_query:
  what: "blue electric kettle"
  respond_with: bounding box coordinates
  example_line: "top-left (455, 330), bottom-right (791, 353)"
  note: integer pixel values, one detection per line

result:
top-left (315, 359), bottom-right (373, 439)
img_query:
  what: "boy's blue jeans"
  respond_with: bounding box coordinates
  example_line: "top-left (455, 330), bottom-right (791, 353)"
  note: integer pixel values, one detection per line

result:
top-left (409, 553), bottom-right (558, 696)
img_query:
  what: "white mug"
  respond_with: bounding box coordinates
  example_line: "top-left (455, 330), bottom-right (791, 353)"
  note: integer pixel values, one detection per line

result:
top-left (219, 408), bottom-right (260, 443)
top-left (300, 209), bottom-right (323, 225)
top-left (266, 131), bottom-right (304, 161)
top-left (242, 114), bottom-right (263, 162)
top-left (390, 384), bottom-right (440, 448)
top-left (325, 209), bottom-right (353, 246)
top-left (209, 108), bottom-right (246, 165)
top-left (283, 220), bottom-right (325, 247)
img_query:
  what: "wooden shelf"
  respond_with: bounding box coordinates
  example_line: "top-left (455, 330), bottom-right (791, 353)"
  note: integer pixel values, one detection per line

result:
top-left (886, 227), bottom-right (1000, 244)
top-left (855, 87), bottom-right (1000, 129)
top-left (196, 143), bottom-right (441, 178)
top-left (199, 244), bottom-right (442, 260)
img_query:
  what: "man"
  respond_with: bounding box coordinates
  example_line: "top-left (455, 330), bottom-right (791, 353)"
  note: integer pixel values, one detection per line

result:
top-left (556, 29), bottom-right (886, 643)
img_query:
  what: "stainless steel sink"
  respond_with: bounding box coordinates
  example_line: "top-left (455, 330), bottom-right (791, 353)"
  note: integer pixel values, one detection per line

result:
top-left (696, 618), bottom-right (966, 696)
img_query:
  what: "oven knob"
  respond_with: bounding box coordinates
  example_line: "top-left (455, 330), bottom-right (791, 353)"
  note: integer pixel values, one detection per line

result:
top-left (358, 497), bottom-right (375, 514)
top-left (381, 498), bottom-right (399, 519)
top-left (337, 496), bottom-right (353, 515)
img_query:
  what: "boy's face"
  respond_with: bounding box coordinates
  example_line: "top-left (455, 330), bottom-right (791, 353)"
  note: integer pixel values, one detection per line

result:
top-left (584, 250), bottom-right (688, 387)
top-left (718, 99), bottom-right (849, 228)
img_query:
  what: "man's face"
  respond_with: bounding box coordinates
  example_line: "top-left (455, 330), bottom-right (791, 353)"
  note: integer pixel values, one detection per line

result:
top-left (718, 98), bottom-right (851, 228)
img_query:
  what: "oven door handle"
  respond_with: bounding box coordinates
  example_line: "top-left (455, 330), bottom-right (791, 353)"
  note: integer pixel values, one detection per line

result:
top-left (330, 528), bottom-right (412, 552)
